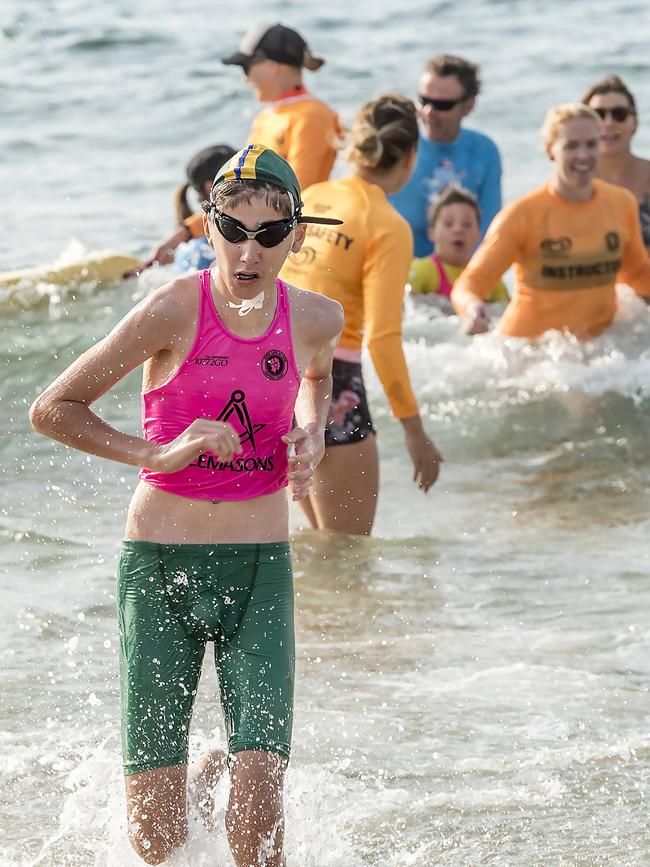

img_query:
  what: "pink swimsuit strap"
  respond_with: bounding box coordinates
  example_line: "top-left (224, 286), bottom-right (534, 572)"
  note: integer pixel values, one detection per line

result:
top-left (430, 253), bottom-right (454, 298)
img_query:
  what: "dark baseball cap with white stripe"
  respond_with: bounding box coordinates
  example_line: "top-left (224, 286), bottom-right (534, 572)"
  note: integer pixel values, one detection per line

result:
top-left (222, 23), bottom-right (325, 71)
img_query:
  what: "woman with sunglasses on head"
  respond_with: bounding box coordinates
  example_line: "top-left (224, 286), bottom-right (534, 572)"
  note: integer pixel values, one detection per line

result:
top-left (30, 144), bottom-right (344, 867)
top-left (582, 75), bottom-right (650, 251)
top-left (452, 103), bottom-right (650, 339)
top-left (281, 93), bottom-right (443, 536)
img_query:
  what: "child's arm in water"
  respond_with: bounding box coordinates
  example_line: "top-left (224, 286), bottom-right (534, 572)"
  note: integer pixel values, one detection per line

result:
top-left (123, 224), bottom-right (192, 278)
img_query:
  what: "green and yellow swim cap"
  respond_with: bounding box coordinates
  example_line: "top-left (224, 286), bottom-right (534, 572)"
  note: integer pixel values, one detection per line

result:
top-left (211, 144), bottom-right (342, 226)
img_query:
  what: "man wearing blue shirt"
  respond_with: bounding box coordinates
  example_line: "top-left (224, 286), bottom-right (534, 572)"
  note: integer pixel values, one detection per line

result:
top-left (391, 54), bottom-right (502, 257)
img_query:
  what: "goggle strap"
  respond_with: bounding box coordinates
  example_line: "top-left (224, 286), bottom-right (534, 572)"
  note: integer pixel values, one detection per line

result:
top-left (297, 215), bottom-right (344, 226)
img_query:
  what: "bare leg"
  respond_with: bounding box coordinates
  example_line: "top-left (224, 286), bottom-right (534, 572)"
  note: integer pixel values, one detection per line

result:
top-left (125, 765), bottom-right (187, 865)
top-left (188, 748), bottom-right (227, 829)
top-left (226, 750), bottom-right (288, 867)
top-left (309, 435), bottom-right (379, 535)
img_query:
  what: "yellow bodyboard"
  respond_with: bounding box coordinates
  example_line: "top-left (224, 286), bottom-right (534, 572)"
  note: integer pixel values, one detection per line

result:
top-left (0, 251), bottom-right (141, 288)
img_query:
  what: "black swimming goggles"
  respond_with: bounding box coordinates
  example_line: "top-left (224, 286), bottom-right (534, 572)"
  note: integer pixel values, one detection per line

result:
top-left (202, 203), bottom-right (296, 247)
top-left (201, 201), bottom-right (343, 247)
top-left (418, 94), bottom-right (468, 111)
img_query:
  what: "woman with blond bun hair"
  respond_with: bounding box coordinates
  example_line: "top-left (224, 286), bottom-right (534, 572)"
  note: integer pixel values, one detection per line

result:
top-left (452, 102), bottom-right (650, 337)
top-left (281, 92), bottom-right (443, 535)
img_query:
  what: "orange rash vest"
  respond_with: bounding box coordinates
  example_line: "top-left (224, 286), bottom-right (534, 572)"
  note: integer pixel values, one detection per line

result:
top-left (280, 174), bottom-right (419, 419)
top-left (248, 85), bottom-right (342, 192)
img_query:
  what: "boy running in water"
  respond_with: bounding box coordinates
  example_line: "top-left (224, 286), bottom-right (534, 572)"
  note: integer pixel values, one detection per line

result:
top-left (30, 145), bottom-right (344, 866)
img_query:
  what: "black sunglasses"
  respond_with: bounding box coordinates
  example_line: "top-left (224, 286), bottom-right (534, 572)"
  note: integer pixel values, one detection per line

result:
top-left (593, 106), bottom-right (634, 123)
top-left (241, 54), bottom-right (266, 76)
top-left (202, 203), bottom-right (296, 247)
top-left (418, 94), bottom-right (467, 111)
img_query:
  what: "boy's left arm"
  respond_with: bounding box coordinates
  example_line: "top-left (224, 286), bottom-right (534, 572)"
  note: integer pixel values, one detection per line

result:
top-left (283, 301), bottom-right (343, 500)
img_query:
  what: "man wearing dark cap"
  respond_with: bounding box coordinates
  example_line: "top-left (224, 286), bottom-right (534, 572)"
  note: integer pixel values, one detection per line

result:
top-left (223, 23), bottom-right (341, 190)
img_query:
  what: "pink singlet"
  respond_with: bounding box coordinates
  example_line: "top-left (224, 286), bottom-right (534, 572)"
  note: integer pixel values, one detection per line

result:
top-left (139, 270), bottom-right (301, 500)
top-left (430, 253), bottom-right (454, 298)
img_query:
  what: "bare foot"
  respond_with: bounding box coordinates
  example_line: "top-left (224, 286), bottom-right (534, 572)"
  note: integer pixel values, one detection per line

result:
top-left (188, 748), bottom-right (227, 829)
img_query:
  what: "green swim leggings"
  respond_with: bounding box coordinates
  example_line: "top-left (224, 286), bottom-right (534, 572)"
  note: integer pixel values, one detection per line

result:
top-left (117, 540), bottom-right (294, 776)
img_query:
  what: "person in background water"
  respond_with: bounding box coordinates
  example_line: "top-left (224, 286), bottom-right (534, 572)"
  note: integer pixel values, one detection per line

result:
top-left (222, 22), bottom-right (342, 190)
top-left (452, 103), bottom-right (650, 338)
top-left (581, 74), bottom-right (650, 251)
top-left (281, 93), bottom-right (443, 536)
top-left (390, 53), bottom-right (502, 257)
top-left (408, 185), bottom-right (509, 310)
top-left (30, 145), bottom-right (345, 867)
top-left (124, 144), bottom-right (236, 278)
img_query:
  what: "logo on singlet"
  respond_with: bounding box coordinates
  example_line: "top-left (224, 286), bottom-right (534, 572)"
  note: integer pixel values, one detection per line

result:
top-left (216, 389), bottom-right (266, 451)
top-left (605, 232), bottom-right (620, 252)
top-left (540, 236), bottom-right (572, 256)
top-left (262, 349), bottom-right (288, 381)
top-left (190, 389), bottom-right (276, 473)
top-left (194, 355), bottom-right (229, 366)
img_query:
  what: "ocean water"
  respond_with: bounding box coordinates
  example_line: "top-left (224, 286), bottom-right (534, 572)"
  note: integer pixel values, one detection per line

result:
top-left (2, 1), bottom-right (650, 864)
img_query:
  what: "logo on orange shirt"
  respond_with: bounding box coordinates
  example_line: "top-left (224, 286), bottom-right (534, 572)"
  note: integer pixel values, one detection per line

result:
top-left (540, 236), bottom-right (572, 256)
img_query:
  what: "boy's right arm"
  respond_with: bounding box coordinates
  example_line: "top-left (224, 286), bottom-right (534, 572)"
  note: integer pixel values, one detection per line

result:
top-left (29, 285), bottom-right (240, 472)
